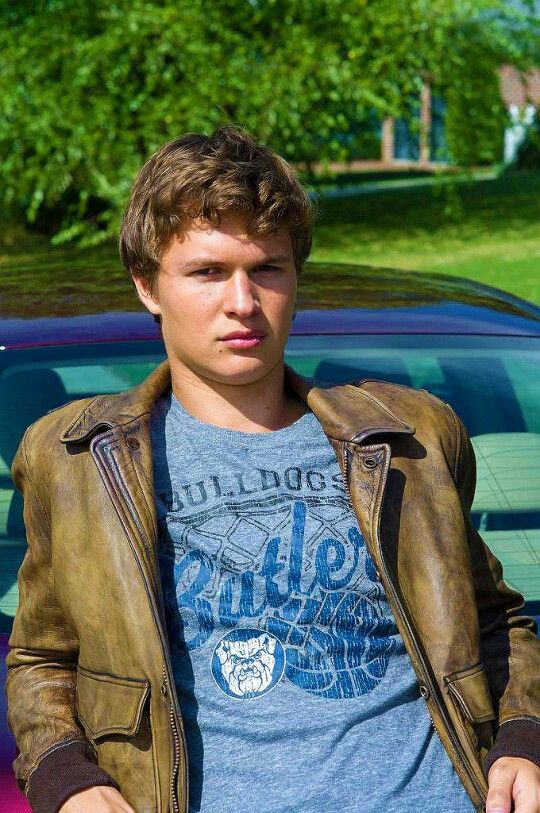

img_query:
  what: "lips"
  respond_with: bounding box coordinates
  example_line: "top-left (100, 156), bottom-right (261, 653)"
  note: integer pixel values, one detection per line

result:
top-left (219, 330), bottom-right (266, 348)
top-left (220, 331), bottom-right (266, 340)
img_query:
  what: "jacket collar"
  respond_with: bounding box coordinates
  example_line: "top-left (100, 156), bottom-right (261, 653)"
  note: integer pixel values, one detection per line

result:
top-left (60, 359), bottom-right (414, 445)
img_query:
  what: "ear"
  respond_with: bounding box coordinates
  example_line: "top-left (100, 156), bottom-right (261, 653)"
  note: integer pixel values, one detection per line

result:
top-left (132, 274), bottom-right (161, 316)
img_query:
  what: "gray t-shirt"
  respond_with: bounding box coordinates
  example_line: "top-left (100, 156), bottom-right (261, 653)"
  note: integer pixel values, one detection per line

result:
top-left (150, 391), bottom-right (475, 813)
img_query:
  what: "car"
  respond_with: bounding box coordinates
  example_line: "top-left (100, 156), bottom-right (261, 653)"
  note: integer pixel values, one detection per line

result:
top-left (1, 262), bottom-right (539, 809)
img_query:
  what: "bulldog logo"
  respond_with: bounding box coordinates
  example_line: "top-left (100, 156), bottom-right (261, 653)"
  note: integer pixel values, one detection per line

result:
top-left (212, 628), bottom-right (285, 698)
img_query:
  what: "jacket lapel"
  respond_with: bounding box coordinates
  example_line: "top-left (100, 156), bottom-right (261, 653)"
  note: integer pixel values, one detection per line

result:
top-left (284, 365), bottom-right (415, 442)
top-left (60, 360), bottom-right (172, 444)
top-left (61, 361), bottom-right (172, 597)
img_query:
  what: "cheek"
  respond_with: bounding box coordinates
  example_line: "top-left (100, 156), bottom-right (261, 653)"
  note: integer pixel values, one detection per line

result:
top-left (163, 288), bottom-right (217, 325)
top-left (270, 288), bottom-right (296, 325)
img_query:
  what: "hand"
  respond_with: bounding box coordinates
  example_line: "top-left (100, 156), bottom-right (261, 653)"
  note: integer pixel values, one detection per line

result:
top-left (58, 785), bottom-right (136, 812)
top-left (487, 757), bottom-right (540, 813)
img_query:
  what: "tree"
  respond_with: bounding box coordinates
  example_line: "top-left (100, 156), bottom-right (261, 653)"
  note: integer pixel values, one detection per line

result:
top-left (0, 0), bottom-right (537, 244)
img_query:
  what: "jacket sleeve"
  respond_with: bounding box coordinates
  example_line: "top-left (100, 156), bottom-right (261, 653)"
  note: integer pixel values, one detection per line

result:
top-left (6, 424), bottom-right (120, 813)
top-left (448, 406), bottom-right (540, 774)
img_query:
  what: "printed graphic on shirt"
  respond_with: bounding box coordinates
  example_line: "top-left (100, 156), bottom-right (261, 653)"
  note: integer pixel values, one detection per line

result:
top-left (211, 628), bottom-right (285, 699)
top-left (157, 465), bottom-right (398, 700)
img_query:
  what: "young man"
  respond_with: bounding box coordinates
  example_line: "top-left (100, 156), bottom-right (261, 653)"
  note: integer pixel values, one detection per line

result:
top-left (7, 126), bottom-right (540, 813)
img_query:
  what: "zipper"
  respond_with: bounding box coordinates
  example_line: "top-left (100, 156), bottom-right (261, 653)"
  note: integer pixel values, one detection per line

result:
top-left (91, 434), bottom-right (189, 813)
top-left (344, 443), bottom-right (485, 802)
top-left (342, 445), bottom-right (353, 504)
top-left (163, 665), bottom-right (182, 813)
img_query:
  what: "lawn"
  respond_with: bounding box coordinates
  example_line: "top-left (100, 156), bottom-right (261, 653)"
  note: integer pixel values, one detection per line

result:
top-left (1, 169), bottom-right (539, 311)
top-left (311, 169), bottom-right (540, 304)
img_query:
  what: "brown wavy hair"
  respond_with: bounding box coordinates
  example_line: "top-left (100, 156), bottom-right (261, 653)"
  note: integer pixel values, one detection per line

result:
top-left (119, 125), bottom-right (313, 295)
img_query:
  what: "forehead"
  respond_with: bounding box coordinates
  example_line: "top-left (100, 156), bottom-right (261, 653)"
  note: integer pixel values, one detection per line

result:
top-left (161, 213), bottom-right (293, 268)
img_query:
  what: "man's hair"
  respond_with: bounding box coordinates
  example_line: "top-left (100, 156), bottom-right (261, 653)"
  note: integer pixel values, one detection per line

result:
top-left (119, 125), bottom-right (313, 295)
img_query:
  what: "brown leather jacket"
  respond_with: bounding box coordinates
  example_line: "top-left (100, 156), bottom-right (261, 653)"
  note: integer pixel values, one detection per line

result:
top-left (7, 361), bottom-right (540, 813)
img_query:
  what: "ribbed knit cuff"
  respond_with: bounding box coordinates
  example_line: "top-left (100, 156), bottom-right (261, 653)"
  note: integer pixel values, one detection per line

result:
top-left (484, 718), bottom-right (540, 776)
top-left (26, 739), bottom-right (120, 813)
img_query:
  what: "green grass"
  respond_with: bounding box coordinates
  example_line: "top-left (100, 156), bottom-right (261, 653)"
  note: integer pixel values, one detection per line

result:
top-left (311, 170), bottom-right (540, 304)
top-left (1, 169), bottom-right (539, 313)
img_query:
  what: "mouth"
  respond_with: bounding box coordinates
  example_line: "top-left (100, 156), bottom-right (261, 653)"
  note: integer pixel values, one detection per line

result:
top-left (219, 330), bottom-right (267, 349)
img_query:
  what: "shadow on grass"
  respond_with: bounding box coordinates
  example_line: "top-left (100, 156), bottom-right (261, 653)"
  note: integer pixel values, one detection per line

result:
top-left (315, 170), bottom-right (540, 236)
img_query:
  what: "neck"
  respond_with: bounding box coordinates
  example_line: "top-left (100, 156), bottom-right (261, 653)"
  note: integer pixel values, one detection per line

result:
top-left (168, 359), bottom-right (307, 433)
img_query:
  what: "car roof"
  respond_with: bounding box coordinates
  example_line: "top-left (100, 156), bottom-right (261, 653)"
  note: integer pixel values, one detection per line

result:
top-left (1, 263), bottom-right (539, 350)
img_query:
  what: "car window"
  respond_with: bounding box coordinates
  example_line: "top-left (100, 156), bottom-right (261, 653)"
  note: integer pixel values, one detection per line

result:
top-left (0, 335), bottom-right (538, 632)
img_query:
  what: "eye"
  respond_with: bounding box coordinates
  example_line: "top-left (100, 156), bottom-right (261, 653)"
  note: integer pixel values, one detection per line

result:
top-left (193, 267), bottom-right (219, 278)
top-left (254, 264), bottom-right (280, 273)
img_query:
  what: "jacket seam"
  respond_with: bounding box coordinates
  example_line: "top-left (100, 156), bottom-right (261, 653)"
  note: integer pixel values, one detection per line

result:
top-left (446, 404), bottom-right (462, 484)
top-left (444, 663), bottom-right (485, 682)
top-left (17, 426), bottom-right (53, 535)
top-left (77, 664), bottom-right (150, 685)
top-left (355, 383), bottom-right (411, 424)
top-left (6, 649), bottom-right (77, 665)
top-left (498, 715), bottom-right (540, 726)
top-left (356, 377), bottom-right (417, 395)
top-left (24, 735), bottom-right (84, 791)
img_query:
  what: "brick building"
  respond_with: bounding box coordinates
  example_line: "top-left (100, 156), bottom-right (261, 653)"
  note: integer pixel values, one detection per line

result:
top-left (499, 65), bottom-right (540, 162)
top-left (376, 66), bottom-right (540, 168)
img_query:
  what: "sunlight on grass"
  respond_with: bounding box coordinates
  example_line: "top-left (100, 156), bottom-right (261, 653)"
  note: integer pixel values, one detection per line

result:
top-left (311, 171), bottom-right (540, 304)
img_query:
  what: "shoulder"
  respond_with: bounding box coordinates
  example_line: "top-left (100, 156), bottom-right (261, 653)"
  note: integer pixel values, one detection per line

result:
top-left (12, 396), bottom-right (99, 481)
top-left (348, 377), bottom-right (462, 465)
top-left (23, 396), bottom-right (96, 444)
top-left (355, 377), bottom-right (455, 422)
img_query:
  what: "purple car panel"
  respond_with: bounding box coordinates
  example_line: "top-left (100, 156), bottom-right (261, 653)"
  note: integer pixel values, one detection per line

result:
top-left (0, 638), bottom-right (30, 811)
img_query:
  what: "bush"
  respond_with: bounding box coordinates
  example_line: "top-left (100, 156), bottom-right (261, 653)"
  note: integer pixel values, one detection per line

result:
top-left (444, 52), bottom-right (508, 166)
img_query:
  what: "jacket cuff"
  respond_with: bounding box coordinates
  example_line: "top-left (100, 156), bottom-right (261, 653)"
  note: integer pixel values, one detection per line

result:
top-left (484, 718), bottom-right (540, 776)
top-left (26, 739), bottom-right (120, 813)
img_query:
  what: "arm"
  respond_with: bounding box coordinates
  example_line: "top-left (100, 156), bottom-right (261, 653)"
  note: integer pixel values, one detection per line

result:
top-left (448, 407), bottom-right (540, 771)
top-left (448, 407), bottom-right (540, 812)
top-left (6, 424), bottom-right (120, 813)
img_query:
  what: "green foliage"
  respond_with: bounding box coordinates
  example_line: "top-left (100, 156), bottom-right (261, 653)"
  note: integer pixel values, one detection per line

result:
top-left (444, 52), bottom-right (508, 165)
top-left (0, 0), bottom-right (537, 244)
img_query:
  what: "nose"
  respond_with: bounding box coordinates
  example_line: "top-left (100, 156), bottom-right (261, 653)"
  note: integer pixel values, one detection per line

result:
top-left (223, 270), bottom-right (261, 318)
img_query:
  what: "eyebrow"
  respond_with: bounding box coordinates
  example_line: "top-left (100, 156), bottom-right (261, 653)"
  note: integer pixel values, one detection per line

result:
top-left (179, 255), bottom-right (292, 270)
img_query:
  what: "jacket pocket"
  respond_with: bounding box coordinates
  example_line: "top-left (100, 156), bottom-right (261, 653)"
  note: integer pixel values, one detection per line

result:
top-left (76, 665), bottom-right (159, 813)
top-left (444, 664), bottom-right (496, 760)
top-left (76, 665), bottom-right (150, 740)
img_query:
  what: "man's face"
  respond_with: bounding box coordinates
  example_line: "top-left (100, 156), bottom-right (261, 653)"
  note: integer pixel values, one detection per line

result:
top-left (133, 213), bottom-right (297, 387)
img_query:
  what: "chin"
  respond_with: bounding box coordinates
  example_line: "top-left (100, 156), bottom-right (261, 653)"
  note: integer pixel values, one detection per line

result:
top-left (203, 356), bottom-right (279, 386)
